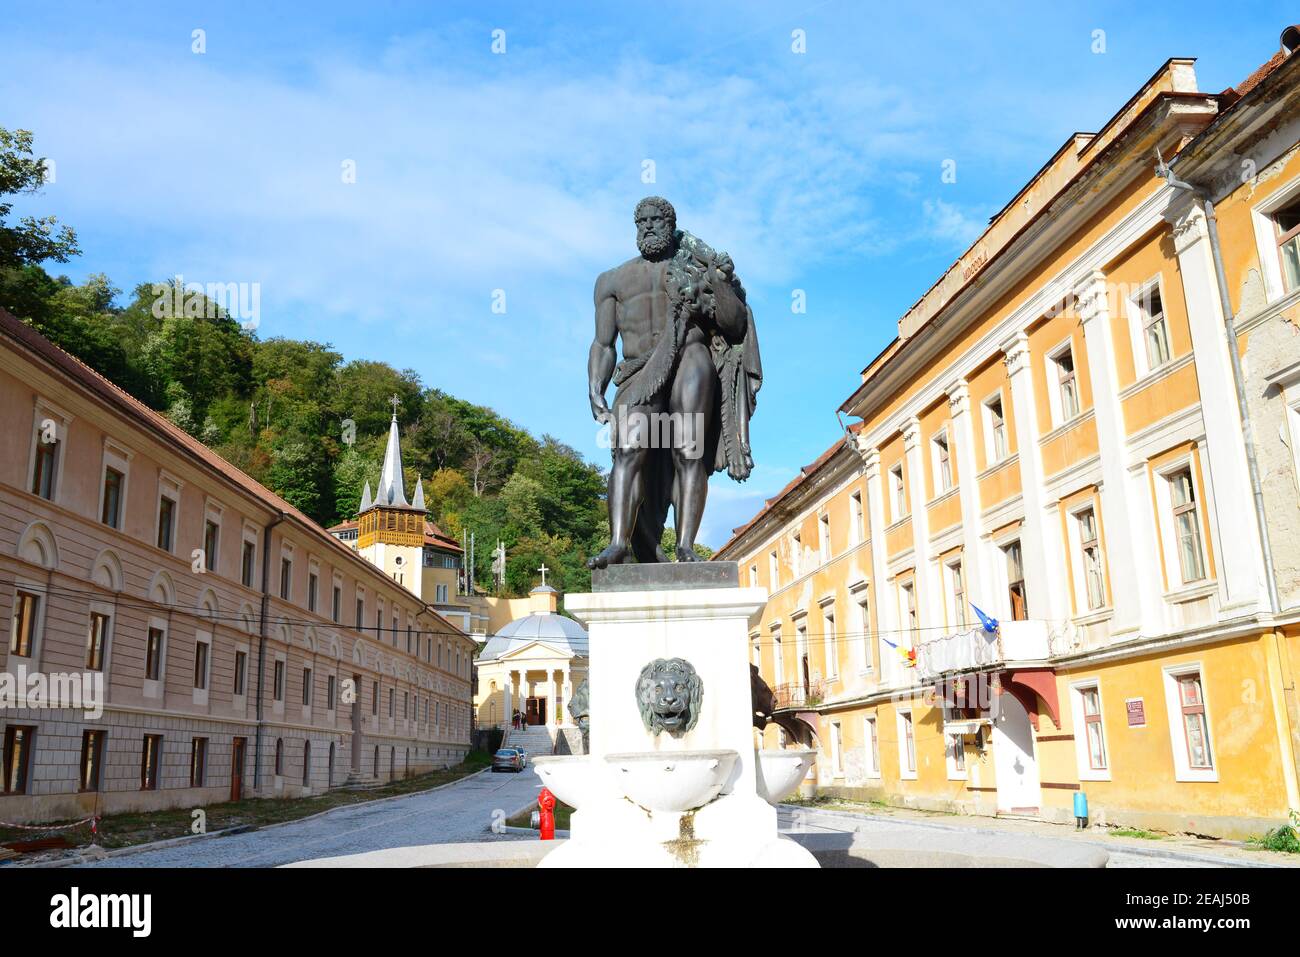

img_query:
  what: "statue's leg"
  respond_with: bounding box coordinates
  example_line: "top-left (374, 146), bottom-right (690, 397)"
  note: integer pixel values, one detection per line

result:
top-left (669, 341), bottom-right (717, 561)
top-left (588, 399), bottom-right (650, 569)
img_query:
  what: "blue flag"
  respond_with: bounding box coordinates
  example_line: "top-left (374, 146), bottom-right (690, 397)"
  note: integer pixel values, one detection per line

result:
top-left (970, 603), bottom-right (999, 634)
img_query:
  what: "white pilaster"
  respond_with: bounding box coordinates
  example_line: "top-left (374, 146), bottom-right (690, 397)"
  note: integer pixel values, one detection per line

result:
top-left (946, 381), bottom-right (986, 610)
top-left (1075, 270), bottom-right (1161, 637)
top-left (859, 441), bottom-right (898, 686)
top-left (1163, 193), bottom-right (1267, 614)
top-left (1002, 331), bottom-right (1069, 622)
top-left (902, 417), bottom-right (938, 630)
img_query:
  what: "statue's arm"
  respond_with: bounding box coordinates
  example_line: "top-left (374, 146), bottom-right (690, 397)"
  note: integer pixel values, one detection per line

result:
top-left (588, 271), bottom-right (617, 419)
top-left (710, 264), bottom-right (748, 340)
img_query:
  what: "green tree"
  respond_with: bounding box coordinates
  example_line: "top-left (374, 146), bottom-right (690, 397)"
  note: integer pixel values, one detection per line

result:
top-left (0, 128), bottom-right (79, 269)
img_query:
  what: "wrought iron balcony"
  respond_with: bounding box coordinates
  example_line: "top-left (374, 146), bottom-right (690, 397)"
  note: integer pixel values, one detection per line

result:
top-left (914, 620), bottom-right (1051, 681)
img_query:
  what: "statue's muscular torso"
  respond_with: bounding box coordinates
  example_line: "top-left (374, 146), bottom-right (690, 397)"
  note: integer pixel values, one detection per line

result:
top-left (595, 255), bottom-right (709, 366)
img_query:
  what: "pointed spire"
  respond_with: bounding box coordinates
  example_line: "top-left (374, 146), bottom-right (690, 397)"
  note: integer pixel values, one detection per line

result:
top-left (359, 480), bottom-right (373, 513)
top-left (375, 408), bottom-right (409, 507)
top-left (412, 477), bottom-right (425, 512)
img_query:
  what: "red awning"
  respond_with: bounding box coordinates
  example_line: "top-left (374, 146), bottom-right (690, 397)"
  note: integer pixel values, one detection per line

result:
top-left (1000, 668), bottom-right (1060, 731)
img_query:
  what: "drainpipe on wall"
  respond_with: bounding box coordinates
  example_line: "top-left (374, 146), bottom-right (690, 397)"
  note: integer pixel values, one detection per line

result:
top-left (254, 511), bottom-right (285, 791)
top-left (1156, 153), bottom-right (1299, 812)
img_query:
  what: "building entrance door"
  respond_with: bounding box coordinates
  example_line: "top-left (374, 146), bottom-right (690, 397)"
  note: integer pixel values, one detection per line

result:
top-left (231, 737), bottom-right (246, 802)
top-left (526, 696), bottom-right (546, 725)
top-left (993, 688), bottom-right (1041, 813)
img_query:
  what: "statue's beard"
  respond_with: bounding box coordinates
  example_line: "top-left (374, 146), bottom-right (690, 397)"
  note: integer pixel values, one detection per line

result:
top-left (637, 228), bottom-right (675, 259)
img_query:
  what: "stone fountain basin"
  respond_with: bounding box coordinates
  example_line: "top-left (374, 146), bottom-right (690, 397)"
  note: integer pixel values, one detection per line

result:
top-left (531, 755), bottom-right (598, 809)
top-left (605, 749), bottom-right (738, 813)
top-left (755, 748), bottom-right (817, 804)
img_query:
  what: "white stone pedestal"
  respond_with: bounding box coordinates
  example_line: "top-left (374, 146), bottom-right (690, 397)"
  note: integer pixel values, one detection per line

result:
top-left (539, 567), bottom-right (817, 868)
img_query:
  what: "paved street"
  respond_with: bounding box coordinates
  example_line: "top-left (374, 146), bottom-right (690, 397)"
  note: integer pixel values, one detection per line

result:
top-left (79, 768), bottom-right (539, 868)
top-left (776, 805), bottom-right (1297, 869)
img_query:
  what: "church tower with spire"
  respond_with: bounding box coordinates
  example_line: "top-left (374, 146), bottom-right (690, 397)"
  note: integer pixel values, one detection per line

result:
top-left (354, 396), bottom-right (428, 597)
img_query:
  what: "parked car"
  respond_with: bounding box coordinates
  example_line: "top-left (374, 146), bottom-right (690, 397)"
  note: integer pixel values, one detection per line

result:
top-left (492, 748), bottom-right (524, 773)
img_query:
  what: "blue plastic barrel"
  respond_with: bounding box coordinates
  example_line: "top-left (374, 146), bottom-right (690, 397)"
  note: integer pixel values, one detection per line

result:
top-left (1073, 791), bottom-right (1088, 820)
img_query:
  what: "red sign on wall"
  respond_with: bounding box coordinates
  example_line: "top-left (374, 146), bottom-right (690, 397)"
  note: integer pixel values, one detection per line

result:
top-left (1126, 698), bottom-right (1146, 727)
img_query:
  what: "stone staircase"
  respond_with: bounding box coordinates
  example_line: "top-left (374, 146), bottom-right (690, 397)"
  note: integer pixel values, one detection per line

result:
top-left (505, 725), bottom-right (558, 757)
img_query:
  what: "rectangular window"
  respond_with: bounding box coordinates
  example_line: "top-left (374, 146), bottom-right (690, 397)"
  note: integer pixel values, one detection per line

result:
top-left (274, 660), bottom-right (285, 701)
top-left (947, 559), bottom-right (966, 629)
top-left (818, 514), bottom-right (831, 563)
top-left (302, 667), bottom-right (313, 706)
top-left (1178, 673), bottom-right (1213, 770)
top-left (1005, 541), bottom-right (1027, 621)
top-left (327, 674), bottom-right (336, 710)
top-left (241, 540), bottom-right (256, 587)
top-left (890, 464), bottom-right (906, 519)
top-left (1169, 468), bottom-right (1207, 584)
top-left (280, 557), bottom-right (292, 600)
top-left (986, 396), bottom-right (1007, 462)
top-left (934, 431), bottom-right (952, 493)
top-left (404, 691), bottom-right (410, 719)
top-left (203, 520), bottom-right (219, 571)
top-left (86, 612), bottom-right (109, 671)
top-left (101, 467), bottom-right (124, 528)
top-left (1077, 507), bottom-right (1106, 610)
top-left (1137, 285), bottom-right (1171, 369)
top-left (822, 607), bottom-right (838, 678)
top-left (31, 434), bottom-right (59, 500)
top-left (850, 491), bottom-right (864, 545)
top-left (193, 641), bottom-right (209, 690)
top-left (3, 725), bottom-right (34, 794)
top-left (332, 585), bottom-right (341, 623)
top-left (901, 581), bottom-right (918, 640)
top-left (1054, 346), bottom-right (1080, 421)
top-left (771, 627), bottom-right (784, 687)
top-left (1275, 194), bottom-right (1300, 292)
top-left (864, 716), bottom-right (879, 775)
top-left (373, 680), bottom-right (379, 716)
top-left (80, 730), bottom-right (105, 791)
top-left (234, 650), bottom-right (246, 695)
top-left (791, 532), bottom-right (802, 577)
top-left (356, 597), bottom-right (364, 629)
top-left (1082, 686), bottom-right (1107, 770)
top-left (951, 734), bottom-right (965, 772)
top-left (831, 721), bottom-right (844, 775)
top-left (389, 688), bottom-right (395, 717)
top-left (769, 551), bottom-right (779, 589)
top-left (901, 712), bottom-right (916, 773)
top-left (9, 590), bottom-right (39, 657)
top-left (141, 734), bottom-right (162, 790)
top-left (146, 627), bottom-right (164, 681)
top-left (308, 572), bottom-right (319, 613)
top-left (856, 593), bottom-right (871, 671)
top-left (190, 737), bottom-right (208, 787)
top-left (157, 496), bottom-right (176, 552)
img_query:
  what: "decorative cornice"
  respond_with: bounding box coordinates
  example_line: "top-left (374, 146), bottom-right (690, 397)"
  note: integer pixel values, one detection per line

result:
top-left (1074, 268), bottom-right (1109, 326)
top-left (946, 380), bottom-right (970, 416)
top-left (1001, 331), bottom-right (1031, 378)
top-left (902, 417), bottom-right (922, 452)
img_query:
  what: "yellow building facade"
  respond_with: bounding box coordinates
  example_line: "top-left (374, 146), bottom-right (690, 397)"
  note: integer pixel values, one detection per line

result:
top-left (718, 34), bottom-right (1300, 839)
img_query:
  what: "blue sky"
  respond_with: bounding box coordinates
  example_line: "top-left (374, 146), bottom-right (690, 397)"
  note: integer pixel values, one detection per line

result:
top-left (2, 1), bottom-right (1290, 546)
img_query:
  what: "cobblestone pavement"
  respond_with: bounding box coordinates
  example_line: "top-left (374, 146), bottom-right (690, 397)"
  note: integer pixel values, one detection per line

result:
top-left (776, 804), bottom-right (1300, 868)
top-left (76, 768), bottom-right (540, 868)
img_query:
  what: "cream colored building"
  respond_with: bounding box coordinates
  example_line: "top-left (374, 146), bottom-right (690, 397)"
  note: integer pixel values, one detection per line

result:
top-left (718, 32), bottom-right (1300, 839)
top-left (0, 311), bottom-right (476, 824)
top-left (473, 584), bottom-right (587, 738)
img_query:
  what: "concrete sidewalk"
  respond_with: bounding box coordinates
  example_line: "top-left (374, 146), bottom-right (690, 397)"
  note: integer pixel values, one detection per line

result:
top-left (780, 800), bottom-right (1300, 868)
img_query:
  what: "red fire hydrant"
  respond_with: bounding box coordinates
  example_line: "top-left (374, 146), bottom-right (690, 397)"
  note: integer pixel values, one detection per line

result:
top-left (537, 786), bottom-right (556, 841)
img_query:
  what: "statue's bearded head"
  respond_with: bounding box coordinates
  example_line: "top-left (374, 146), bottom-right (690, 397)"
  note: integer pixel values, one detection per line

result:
top-left (635, 196), bottom-right (677, 260)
